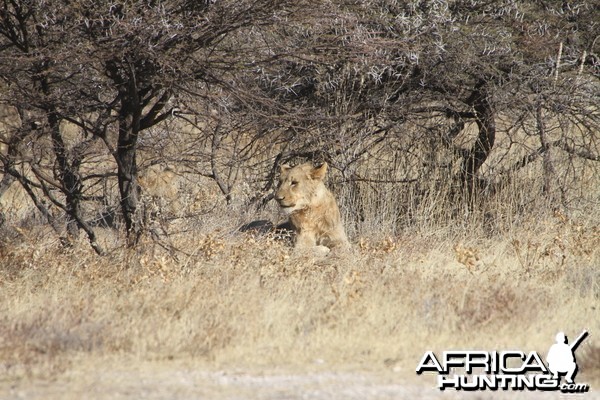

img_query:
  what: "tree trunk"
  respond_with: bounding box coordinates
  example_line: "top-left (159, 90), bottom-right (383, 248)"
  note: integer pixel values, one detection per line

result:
top-left (38, 71), bottom-right (87, 242)
top-left (47, 110), bottom-right (82, 240)
top-left (116, 76), bottom-right (142, 246)
top-left (460, 81), bottom-right (496, 202)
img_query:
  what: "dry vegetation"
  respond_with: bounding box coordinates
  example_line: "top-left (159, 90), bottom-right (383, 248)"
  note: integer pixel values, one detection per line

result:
top-left (1, 169), bottom-right (599, 396)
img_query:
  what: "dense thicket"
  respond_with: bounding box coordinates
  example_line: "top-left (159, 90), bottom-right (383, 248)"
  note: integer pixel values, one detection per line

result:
top-left (1, 0), bottom-right (598, 251)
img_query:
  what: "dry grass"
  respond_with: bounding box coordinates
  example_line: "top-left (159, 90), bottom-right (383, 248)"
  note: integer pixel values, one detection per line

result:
top-left (0, 206), bottom-right (598, 388)
top-left (1, 125), bottom-right (599, 395)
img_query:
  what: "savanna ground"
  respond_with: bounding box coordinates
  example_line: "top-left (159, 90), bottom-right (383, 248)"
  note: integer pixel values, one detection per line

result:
top-left (0, 169), bottom-right (599, 399)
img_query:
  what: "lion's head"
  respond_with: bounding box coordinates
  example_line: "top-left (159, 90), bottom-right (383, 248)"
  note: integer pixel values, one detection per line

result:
top-left (275, 162), bottom-right (329, 215)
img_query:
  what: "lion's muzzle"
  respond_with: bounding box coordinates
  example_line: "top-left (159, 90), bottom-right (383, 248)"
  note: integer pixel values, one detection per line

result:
top-left (275, 194), bottom-right (296, 213)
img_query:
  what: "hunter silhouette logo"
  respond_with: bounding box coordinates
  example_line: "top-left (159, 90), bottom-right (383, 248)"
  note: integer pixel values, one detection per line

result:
top-left (547, 330), bottom-right (588, 384)
top-left (416, 330), bottom-right (590, 393)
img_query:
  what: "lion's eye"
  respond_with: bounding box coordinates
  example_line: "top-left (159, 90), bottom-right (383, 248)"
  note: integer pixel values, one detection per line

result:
top-left (290, 180), bottom-right (298, 187)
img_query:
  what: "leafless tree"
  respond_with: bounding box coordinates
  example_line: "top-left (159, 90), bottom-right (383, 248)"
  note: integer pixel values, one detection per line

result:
top-left (1, 0), bottom-right (598, 249)
top-left (1, 0), bottom-right (304, 249)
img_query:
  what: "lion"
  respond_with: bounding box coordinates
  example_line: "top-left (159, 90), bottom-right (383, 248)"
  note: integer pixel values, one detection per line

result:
top-left (275, 162), bottom-right (350, 251)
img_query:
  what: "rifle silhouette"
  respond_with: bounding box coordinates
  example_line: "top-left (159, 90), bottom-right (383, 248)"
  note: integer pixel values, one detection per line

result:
top-left (570, 330), bottom-right (589, 351)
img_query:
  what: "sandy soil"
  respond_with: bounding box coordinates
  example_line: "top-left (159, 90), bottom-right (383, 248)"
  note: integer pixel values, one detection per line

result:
top-left (2, 361), bottom-right (597, 400)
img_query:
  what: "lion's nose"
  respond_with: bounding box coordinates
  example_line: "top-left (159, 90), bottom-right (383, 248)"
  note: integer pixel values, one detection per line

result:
top-left (275, 194), bottom-right (284, 201)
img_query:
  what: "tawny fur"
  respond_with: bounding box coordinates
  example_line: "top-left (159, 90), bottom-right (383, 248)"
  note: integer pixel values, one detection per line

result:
top-left (275, 162), bottom-right (350, 251)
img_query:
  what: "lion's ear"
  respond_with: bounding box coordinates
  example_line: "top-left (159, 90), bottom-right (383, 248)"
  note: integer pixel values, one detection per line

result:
top-left (311, 162), bottom-right (328, 180)
top-left (280, 164), bottom-right (292, 174)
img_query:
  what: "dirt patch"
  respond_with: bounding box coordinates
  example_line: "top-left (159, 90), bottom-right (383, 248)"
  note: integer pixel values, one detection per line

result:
top-left (2, 360), bottom-right (597, 400)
